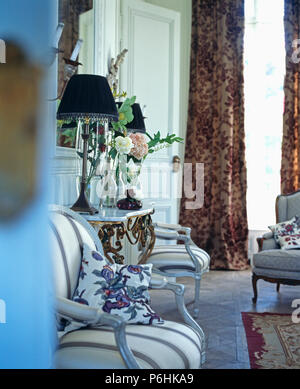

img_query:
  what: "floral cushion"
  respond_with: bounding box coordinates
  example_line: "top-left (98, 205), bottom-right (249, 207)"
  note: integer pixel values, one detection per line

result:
top-left (277, 234), bottom-right (300, 250)
top-left (268, 216), bottom-right (300, 244)
top-left (68, 244), bottom-right (163, 329)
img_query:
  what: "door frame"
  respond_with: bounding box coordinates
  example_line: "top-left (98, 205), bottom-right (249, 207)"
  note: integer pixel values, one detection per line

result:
top-left (120, 0), bottom-right (181, 225)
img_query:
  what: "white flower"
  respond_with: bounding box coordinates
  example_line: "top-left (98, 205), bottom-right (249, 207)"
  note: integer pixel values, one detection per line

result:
top-left (115, 136), bottom-right (134, 155)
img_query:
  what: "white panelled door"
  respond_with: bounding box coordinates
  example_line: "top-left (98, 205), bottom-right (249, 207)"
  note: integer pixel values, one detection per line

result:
top-left (120, 0), bottom-right (182, 225)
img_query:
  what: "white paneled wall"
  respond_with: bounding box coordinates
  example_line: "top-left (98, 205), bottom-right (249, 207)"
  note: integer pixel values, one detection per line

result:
top-left (50, 173), bottom-right (78, 206)
top-left (50, 0), bottom-right (190, 216)
top-left (248, 229), bottom-right (269, 265)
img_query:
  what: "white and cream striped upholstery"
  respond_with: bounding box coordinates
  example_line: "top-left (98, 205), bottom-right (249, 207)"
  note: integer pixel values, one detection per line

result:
top-left (49, 206), bottom-right (203, 369)
top-left (49, 211), bottom-right (100, 300)
top-left (55, 321), bottom-right (202, 369)
top-left (147, 245), bottom-right (210, 274)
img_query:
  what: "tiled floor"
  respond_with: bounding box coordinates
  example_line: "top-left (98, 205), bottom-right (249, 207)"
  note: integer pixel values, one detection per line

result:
top-left (149, 270), bottom-right (300, 369)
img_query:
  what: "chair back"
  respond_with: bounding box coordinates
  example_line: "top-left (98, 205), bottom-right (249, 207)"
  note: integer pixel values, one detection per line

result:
top-left (276, 190), bottom-right (300, 223)
top-left (48, 205), bottom-right (104, 300)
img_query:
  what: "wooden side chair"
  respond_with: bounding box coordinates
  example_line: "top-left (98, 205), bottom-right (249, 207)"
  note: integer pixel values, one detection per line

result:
top-left (145, 222), bottom-right (210, 319)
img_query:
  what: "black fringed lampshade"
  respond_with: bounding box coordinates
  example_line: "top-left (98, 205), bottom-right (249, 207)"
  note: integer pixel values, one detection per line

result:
top-left (57, 74), bottom-right (118, 121)
top-left (56, 74), bottom-right (118, 215)
top-left (115, 102), bottom-right (146, 133)
top-left (126, 103), bottom-right (146, 133)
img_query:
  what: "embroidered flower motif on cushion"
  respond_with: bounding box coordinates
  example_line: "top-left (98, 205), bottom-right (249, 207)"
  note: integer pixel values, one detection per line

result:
top-left (268, 216), bottom-right (300, 243)
top-left (278, 233), bottom-right (300, 250)
top-left (79, 259), bottom-right (88, 280)
top-left (127, 264), bottom-right (151, 282)
top-left (66, 244), bottom-right (163, 331)
top-left (73, 289), bottom-right (89, 306)
top-left (98, 265), bottom-right (115, 282)
top-left (92, 251), bottom-right (104, 261)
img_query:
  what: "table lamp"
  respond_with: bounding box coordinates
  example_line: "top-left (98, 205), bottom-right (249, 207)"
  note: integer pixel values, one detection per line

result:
top-left (115, 102), bottom-right (146, 134)
top-left (125, 103), bottom-right (146, 133)
top-left (57, 74), bottom-right (118, 214)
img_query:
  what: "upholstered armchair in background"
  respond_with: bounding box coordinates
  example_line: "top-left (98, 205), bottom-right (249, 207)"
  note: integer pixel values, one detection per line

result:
top-left (252, 190), bottom-right (300, 303)
top-left (49, 206), bottom-right (206, 369)
top-left (145, 222), bottom-right (210, 319)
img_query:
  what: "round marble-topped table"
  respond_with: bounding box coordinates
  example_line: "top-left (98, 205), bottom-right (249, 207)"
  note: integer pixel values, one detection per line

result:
top-left (81, 207), bottom-right (156, 265)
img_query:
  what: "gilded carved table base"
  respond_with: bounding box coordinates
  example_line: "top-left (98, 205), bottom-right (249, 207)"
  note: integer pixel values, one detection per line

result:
top-left (90, 213), bottom-right (156, 265)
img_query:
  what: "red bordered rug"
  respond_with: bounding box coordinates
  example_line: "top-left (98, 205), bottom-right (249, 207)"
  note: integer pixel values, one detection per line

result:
top-left (242, 312), bottom-right (300, 369)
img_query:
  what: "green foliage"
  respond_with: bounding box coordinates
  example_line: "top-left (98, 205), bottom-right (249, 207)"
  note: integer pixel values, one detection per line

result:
top-left (61, 128), bottom-right (76, 145)
top-left (109, 148), bottom-right (118, 160)
top-left (111, 96), bottom-right (136, 133)
top-left (56, 90), bottom-right (184, 188)
top-left (146, 131), bottom-right (184, 154)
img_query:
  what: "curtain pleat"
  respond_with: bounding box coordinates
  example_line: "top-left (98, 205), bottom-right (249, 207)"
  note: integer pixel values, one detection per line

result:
top-left (179, 0), bottom-right (249, 270)
top-left (281, 0), bottom-right (300, 194)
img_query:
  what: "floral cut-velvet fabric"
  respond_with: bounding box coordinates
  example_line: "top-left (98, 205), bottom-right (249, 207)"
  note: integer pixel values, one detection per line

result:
top-left (179, 0), bottom-right (249, 270)
top-left (281, 0), bottom-right (300, 194)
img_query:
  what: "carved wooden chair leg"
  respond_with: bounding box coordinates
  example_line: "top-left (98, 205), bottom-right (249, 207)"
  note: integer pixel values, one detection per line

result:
top-left (276, 282), bottom-right (280, 292)
top-left (252, 273), bottom-right (258, 303)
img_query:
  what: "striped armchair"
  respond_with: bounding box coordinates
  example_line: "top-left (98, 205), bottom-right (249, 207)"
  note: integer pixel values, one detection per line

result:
top-left (49, 205), bottom-right (206, 369)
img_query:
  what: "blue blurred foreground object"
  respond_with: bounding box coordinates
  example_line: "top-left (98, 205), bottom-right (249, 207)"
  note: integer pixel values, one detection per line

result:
top-left (0, 0), bottom-right (56, 368)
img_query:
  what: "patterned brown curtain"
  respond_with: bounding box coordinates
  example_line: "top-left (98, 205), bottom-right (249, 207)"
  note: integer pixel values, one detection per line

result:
top-left (179, 0), bottom-right (249, 270)
top-left (281, 0), bottom-right (300, 194)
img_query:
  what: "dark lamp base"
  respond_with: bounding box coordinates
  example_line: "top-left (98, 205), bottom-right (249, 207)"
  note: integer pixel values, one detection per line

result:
top-left (71, 183), bottom-right (99, 215)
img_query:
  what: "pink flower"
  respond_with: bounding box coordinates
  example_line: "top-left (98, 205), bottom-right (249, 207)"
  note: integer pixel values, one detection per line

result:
top-left (285, 224), bottom-right (294, 232)
top-left (129, 133), bottom-right (148, 160)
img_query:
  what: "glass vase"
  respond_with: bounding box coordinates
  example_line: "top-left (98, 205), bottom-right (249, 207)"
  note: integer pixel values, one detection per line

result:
top-left (89, 175), bottom-right (102, 208)
top-left (117, 158), bottom-right (143, 210)
top-left (98, 157), bottom-right (117, 208)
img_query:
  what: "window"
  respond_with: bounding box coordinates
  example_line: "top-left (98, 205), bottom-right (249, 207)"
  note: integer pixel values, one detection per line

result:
top-left (244, 0), bottom-right (285, 230)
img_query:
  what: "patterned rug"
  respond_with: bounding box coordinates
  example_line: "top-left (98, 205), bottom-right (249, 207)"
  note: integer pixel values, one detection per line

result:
top-left (242, 312), bottom-right (300, 369)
